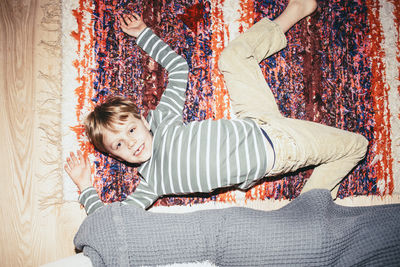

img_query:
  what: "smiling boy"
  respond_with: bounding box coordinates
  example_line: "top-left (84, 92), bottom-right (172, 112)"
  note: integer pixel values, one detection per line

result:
top-left (65, 0), bottom-right (368, 216)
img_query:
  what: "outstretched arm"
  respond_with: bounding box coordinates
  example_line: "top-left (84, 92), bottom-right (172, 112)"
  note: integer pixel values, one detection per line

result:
top-left (118, 13), bottom-right (189, 208)
top-left (64, 150), bottom-right (157, 215)
top-left (121, 13), bottom-right (189, 116)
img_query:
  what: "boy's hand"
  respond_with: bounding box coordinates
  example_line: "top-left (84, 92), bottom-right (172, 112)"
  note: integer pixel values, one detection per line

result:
top-left (119, 12), bottom-right (147, 38)
top-left (64, 150), bottom-right (92, 192)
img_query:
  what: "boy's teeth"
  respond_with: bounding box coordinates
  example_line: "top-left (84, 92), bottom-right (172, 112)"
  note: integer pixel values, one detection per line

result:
top-left (135, 144), bottom-right (143, 156)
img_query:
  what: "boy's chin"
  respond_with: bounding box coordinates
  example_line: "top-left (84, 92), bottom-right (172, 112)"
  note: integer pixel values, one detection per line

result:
top-left (111, 156), bottom-right (148, 165)
top-left (128, 155), bottom-right (151, 165)
top-left (131, 158), bottom-right (149, 165)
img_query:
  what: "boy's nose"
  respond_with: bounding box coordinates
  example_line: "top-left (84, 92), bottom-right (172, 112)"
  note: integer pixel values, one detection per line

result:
top-left (128, 139), bottom-right (136, 148)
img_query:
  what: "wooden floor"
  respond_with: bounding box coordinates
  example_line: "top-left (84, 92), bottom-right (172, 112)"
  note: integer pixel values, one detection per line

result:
top-left (0, 0), bottom-right (85, 266)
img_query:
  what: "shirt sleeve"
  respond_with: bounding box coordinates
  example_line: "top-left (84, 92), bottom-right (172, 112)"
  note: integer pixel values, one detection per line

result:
top-left (79, 182), bottom-right (158, 215)
top-left (121, 179), bottom-right (159, 209)
top-left (78, 187), bottom-right (104, 215)
top-left (136, 28), bottom-right (189, 117)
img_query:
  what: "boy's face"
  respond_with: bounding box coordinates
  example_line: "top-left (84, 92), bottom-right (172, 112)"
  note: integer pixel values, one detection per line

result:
top-left (102, 115), bottom-right (153, 164)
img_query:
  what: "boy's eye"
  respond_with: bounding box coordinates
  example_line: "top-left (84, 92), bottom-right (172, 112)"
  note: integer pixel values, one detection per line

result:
top-left (129, 128), bottom-right (135, 133)
top-left (116, 143), bottom-right (122, 149)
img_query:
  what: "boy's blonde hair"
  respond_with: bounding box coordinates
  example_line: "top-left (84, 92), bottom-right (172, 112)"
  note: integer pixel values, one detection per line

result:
top-left (84, 96), bottom-right (141, 153)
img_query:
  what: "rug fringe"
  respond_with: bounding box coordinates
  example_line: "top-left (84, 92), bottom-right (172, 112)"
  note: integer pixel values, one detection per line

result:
top-left (36, 0), bottom-right (64, 210)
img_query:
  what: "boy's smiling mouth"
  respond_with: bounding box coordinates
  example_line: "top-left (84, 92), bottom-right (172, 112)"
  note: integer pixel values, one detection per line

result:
top-left (134, 143), bottom-right (145, 156)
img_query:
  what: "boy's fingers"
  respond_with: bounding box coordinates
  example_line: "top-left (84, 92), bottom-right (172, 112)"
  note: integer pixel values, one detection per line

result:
top-left (119, 22), bottom-right (127, 32)
top-left (82, 153), bottom-right (90, 167)
top-left (125, 14), bottom-right (133, 22)
top-left (85, 156), bottom-right (91, 165)
top-left (122, 14), bottom-right (132, 25)
top-left (66, 157), bottom-right (72, 166)
top-left (119, 17), bottom-right (125, 27)
top-left (131, 12), bottom-right (142, 21)
top-left (120, 15), bottom-right (128, 26)
top-left (70, 152), bottom-right (79, 164)
top-left (64, 164), bottom-right (71, 174)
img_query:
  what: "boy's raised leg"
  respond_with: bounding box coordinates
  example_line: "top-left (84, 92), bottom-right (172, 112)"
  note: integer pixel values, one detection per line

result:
top-left (218, 0), bottom-right (317, 122)
top-left (219, 0), bottom-right (368, 199)
top-left (218, 19), bottom-right (286, 121)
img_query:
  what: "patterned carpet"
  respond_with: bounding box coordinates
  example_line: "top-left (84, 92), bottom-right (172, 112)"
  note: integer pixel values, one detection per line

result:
top-left (62, 0), bottom-right (400, 206)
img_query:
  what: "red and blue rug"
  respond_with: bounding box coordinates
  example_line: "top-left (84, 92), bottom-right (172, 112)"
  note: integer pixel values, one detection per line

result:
top-left (62, 0), bottom-right (400, 205)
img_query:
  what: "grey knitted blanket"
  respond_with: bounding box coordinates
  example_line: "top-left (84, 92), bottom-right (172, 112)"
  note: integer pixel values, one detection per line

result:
top-left (74, 190), bottom-right (400, 266)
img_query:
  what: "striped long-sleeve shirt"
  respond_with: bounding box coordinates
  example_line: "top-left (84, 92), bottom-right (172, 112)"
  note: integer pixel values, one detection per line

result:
top-left (79, 28), bottom-right (275, 215)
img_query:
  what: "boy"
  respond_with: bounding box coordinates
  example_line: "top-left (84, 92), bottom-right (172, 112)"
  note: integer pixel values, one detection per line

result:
top-left (65, 0), bottom-right (368, 215)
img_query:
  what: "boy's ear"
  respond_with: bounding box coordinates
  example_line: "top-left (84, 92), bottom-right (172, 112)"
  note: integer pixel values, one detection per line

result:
top-left (141, 115), bottom-right (151, 130)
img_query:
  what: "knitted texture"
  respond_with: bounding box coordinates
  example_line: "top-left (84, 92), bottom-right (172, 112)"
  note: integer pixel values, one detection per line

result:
top-left (74, 190), bottom-right (400, 266)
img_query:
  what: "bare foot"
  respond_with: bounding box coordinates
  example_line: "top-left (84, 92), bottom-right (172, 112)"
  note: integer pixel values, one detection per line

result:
top-left (274, 0), bottom-right (318, 33)
top-left (288, 0), bottom-right (318, 19)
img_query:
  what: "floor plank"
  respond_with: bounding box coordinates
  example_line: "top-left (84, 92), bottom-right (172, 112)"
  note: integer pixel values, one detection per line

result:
top-left (0, 1), bottom-right (85, 266)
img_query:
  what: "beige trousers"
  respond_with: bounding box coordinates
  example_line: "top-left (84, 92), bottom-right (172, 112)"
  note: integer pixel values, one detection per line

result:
top-left (218, 18), bottom-right (369, 198)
